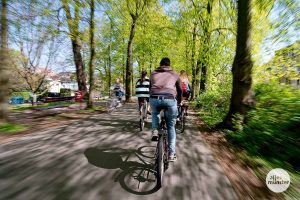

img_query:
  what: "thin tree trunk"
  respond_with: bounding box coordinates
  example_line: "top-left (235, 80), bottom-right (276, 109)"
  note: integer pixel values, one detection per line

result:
top-left (125, 18), bottom-right (136, 102)
top-left (87, 0), bottom-right (95, 108)
top-left (122, 37), bottom-right (126, 85)
top-left (191, 23), bottom-right (197, 100)
top-left (108, 21), bottom-right (112, 97)
top-left (0, 0), bottom-right (9, 122)
top-left (194, 60), bottom-right (201, 98)
top-left (200, 65), bottom-right (207, 92)
top-left (220, 0), bottom-right (255, 129)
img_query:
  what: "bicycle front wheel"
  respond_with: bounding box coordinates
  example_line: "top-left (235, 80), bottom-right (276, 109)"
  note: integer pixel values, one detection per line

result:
top-left (156, 135), bottom-right (164, 188)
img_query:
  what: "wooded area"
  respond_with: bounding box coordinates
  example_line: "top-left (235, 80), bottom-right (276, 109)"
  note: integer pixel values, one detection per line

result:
top-left (0, 0), bottom-right (299, 198)
top-left (1, 0), bottom-right (298, 124)
top-left (0, 1), bottom-right (299, 121)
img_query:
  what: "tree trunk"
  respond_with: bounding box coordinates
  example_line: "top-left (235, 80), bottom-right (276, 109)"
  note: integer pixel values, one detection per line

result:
top-left (72, 41), bottom-right (87, 94)
top-left (62, 0), bottom-right (87, 96)
top-left (220, 0), bottom-right (255, 129)
top-left (191, 23), bottom-right (197, 100)
top-left (122, 37), bottom-right (126, 84)
top-left (1, 0), bottom-right (7, 47)
top-left (125, 18), bottom-right (136, 102)
top-left (194, 60), bottom-right (201, 98)
top-left (108, 20), bottom-right (112, 98)
top-left (199, 0), bottom-right (213, 94)
top-left (87, 0), bottom-right (95, 108)
top-left (0, 0), bottom-right (9, 122)
top-left (200, 64), bottom-right (207, 93)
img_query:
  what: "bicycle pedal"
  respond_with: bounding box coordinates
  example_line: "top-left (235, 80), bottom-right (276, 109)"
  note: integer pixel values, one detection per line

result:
top-left (151, 135), bottom-right (159, 141)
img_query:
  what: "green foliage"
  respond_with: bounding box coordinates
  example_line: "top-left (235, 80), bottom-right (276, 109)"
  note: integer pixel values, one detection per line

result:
top-left (60, 88), bottom-right (71, 97)
top-left (195, 87), bottom-right (231, 125)
top-left (11, 92), bottom-right (31, 100)
top-left (227, 83), bottom-right (300, 171)
top-left (197, 82), bottom-right (300, 170)
top-left (258, 42), bottom-right (300, 83)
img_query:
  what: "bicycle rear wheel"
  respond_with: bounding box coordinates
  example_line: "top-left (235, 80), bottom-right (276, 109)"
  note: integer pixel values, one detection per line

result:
top-left (106, 99), bottom-right (117, 113)
top-left (139, 101), bottom-right (147, 131)
top-left (180, 110), bottom-right (185, 133)
top-left (156, 135), bottom-right (164, 188)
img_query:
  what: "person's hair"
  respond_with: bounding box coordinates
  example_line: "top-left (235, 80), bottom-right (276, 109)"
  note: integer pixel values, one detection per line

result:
top-left (160, 57), bottom-right (170, 66)
top-left (116, 78), bottom-right (122, 84)
top-left (140, 70), bottom-right (147, 85)
top-left (179, 70), bottom-right (189, 81)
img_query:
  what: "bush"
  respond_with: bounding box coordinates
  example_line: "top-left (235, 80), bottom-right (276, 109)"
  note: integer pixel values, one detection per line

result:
top-left (227, 83), bottom-right (300, 171)
top-left (60, 88), bottom-right (71, 97)
top-left (195, 88), bottom-right (231, 125)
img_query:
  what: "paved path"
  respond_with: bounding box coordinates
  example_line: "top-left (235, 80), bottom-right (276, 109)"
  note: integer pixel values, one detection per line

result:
top-left (0, 103), bottom-right (238, 200)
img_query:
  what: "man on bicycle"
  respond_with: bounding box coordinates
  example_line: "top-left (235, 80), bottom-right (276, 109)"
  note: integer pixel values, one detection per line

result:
top-left (136, 70), bottom-right (151, 115)
top-left (149, 57), bottom-right (182, 162)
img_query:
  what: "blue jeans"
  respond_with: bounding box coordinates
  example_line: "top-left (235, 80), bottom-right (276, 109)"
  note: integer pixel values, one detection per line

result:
top-left (150, 98), bottom-right (178, 155)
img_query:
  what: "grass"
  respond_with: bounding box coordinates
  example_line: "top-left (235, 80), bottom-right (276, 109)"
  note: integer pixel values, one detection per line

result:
top-left (0, 123), bottom-right (28, 133)
top-left (9, 102), bottom-right (75, 112)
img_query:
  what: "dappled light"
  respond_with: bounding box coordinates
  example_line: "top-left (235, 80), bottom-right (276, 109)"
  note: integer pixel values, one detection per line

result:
top-left (0, 0), bottom-right (299, 199)
top-left (0, 104), bottom-right (238, 199)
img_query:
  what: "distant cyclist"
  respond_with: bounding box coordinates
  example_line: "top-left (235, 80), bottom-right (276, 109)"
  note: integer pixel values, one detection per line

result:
top-left (149, 57), bottom-right (182, 162)
top-left (179, 70), bottom-right (191, 100)
top-left (111, 78), bottom-right (125, 101)
top-left (178, 70), bottom-right (192, 118)
top-left (136, 70), bottom-right (151, 115)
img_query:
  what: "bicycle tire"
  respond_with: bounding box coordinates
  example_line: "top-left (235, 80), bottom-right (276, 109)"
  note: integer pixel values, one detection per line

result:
top-left (143, 102), bottom-right (147, 120)
top-left (180, 111), bottom-right (185, 133)
top-left (156, 135), bottom-right (164, 188)
top-left (106, 100), bottom-right (114, 114)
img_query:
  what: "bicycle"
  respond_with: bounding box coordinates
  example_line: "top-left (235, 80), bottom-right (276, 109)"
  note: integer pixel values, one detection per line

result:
top-left (139, 98), bottom-right (148, 131)
top-left (176, 100), bottom-right (188, 133)
top-left (152, 108), bottom-right (169, 189)
top-left (106, 92), bottom-right (123, 114)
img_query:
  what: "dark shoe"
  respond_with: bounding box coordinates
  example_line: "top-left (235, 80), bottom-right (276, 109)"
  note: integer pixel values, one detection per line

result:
top-left (168, 153), bottom-right (177, 162)
top-left (147, 111), bottom-right (151, 115)
top-left (151, 130), bottom-right (159, 141)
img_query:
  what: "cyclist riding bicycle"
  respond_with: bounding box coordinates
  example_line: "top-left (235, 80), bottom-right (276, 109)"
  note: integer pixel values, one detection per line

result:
top-left (179, 70), bottom-right (191, 100)
top-left (178, 70), bottom-right (192, 119)
top-left (136, 70), bottom-right (151, 115)
top-left (111, 78), bottom-right (125, 101)
top-left (149, 57), bottom-right (182, 162)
